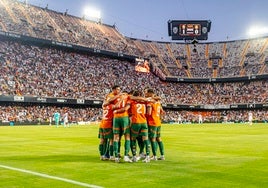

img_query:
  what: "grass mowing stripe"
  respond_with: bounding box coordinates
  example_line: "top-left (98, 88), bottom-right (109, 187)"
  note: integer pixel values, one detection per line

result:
top-left (0, 164), bottom-right (103, 188)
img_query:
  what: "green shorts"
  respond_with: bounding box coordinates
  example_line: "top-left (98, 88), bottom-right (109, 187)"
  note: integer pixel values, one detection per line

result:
top-left (98, 127), bottom-right (113, 139)
top-left (148, 126), bottom-right (161, 138)
top-left (113, 116), bottom-right (130, 135)
top-left (131, 123), bottom-right (148, 138)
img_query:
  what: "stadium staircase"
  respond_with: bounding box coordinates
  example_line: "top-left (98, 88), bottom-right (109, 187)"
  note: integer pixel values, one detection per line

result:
top-left (166, 43), bottom-right (182, 68)
top-left (223, 43), bottom-right (227, 59)
top-left (133, 40), bottom-right (147, 53)
top-left (258, 63), bottom-right (266, 74)
top-left (218, 58), bottom-right (223, 68)
top-left (148, 42), bottom-right (170, 76)
top-left (208, 59), bottom-right (212, 68)
top-left (0, 21), bottom-right (7, 31)
top-left (212, 67), bottom-right (218, 78)
top-left (205, 44), bottom-right (209, 59)
top-left (260, 38), bottom-right (268, 54)
top-left (43, 11), bottom-right (63, 41)
top-left (239, 68), bottom-right (246, 76)
top-left (15, 3), bottom-right (36, 37)
top-left (238, 41), bottom-right (250, 76)
top-left (0, 0), bottom-right (18, 23)
top-left (106, 24), bottom-right (127, 43)
top-left (185, 44), bottom-right (192, 77)
top-left (239, 40), bottom-right (250, 67)
top-left (16, 4), bottom-right (34, 26)
top-left (258, 38), bottom-right (268, 74)
top-left (79, 19), bottom-right (94, 36)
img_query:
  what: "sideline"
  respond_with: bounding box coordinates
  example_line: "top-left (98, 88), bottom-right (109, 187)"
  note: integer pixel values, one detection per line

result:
top-left (0, 164), bottom-right (103, 188)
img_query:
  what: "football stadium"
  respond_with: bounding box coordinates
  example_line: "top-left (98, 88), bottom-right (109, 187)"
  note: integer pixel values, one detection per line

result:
top-left (0, 0), bottom-right (268, 187)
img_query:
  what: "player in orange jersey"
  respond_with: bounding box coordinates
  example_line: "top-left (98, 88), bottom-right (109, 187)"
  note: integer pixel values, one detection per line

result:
top-left (126, 90), bottom-right (151, 163)
top-left (105, 85), bottom-right (127, 160)
top-left (99, 85), bottom-right (125, 161)
top-left (98, 99), bottom-right (116, 161)
top-left (105, 85), bottom-right (121, 102)
top-left (105, 85), bottom-right (133, 163)
top-left (145, 88), bottom-right (165, 161)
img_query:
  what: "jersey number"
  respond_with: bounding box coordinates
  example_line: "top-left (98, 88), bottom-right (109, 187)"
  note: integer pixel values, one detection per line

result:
top-left (136, 104), bottom-right (145, 114)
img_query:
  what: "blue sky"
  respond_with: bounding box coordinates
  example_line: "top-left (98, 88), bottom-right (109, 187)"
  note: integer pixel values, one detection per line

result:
top-left (25, 0), bottom-right (268, 42)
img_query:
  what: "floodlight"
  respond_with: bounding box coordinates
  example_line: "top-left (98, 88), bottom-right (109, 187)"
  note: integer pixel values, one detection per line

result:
top-left (83, 7), bottom-right (101, 20)
top-left (247, 25), bottom-right (268, 37)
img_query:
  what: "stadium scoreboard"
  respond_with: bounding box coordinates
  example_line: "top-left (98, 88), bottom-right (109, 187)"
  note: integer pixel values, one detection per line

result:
top-left (168, 20), bottom-right (211, 40)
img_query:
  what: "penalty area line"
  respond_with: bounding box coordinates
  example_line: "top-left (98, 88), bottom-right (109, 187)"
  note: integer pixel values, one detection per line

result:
top-left (0, 164), bottom-right (103, 188)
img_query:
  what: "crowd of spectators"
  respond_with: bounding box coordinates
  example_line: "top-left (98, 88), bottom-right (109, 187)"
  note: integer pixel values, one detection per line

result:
top-left (0, 0), bottom-right (268, 124)
top-left (0, 39), bottom-right (268, 123)
top-left (1, 104), bottom-right (268, 124)
top-left (1, 40), bottom-right (268, 105)
top-left (1, 0), bottom-right (268, 79)
top-left (0, 0), bottom-right (140, 56)
top-left (0, 104), bottom-right (101, 124)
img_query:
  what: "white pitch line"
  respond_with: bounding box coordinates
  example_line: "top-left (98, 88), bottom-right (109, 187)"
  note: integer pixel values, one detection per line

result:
top-left (0, 164), bottom-right (103, 188)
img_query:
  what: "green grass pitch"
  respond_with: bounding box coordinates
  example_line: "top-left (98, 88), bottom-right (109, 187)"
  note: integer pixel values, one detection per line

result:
top-left (0, 123), bottom-right (268, 188)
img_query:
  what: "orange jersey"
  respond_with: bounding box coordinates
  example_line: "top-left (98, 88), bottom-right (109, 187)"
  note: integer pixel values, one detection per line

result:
top-left (100, 104), bottom-right (113, 128)
top-left (113, 94), bottom-right (129, 118)
top-left (129, 100), bottom-right (147, 124)
top-left (105, 92), bottom-right (116, 102)
top-left (147, 101), bottom-right (162, 126)
top-left (105, 92), bottom-right (123, 106)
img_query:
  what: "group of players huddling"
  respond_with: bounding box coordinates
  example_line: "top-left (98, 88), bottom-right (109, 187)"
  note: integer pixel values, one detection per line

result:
top-left (98, 85), bottom-right (165, 163)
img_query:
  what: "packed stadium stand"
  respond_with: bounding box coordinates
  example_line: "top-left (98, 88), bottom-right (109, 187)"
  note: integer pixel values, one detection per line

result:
top-left (0, 0), bottom-right (268, 124)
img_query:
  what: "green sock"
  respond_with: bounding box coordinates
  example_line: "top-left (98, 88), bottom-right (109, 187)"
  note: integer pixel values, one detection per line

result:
top-left (124, 140), bottom-right (131, 156)
top-left (109, 145), bottom-right (113, 157)
top-left (144, 139), bottom-right (151, 156)
top-left (103, 142), bottom-right (107, 156)
top-left (131, 140), bottom-right (137, 156)
top-left (118, 141), bottom-right (121, 155)
top-left (99, 144), bottom-right (104, 156)
top-left (158, 141), bottom-right (164, 155)
top-left (151, 141), bottom-right (157, 156)
top-left (113, 141), bottom-right (119, 157)
top-left (104, 142), bottom-right (109, 156)
top-left (139, 139), bottom-right (144, 155)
